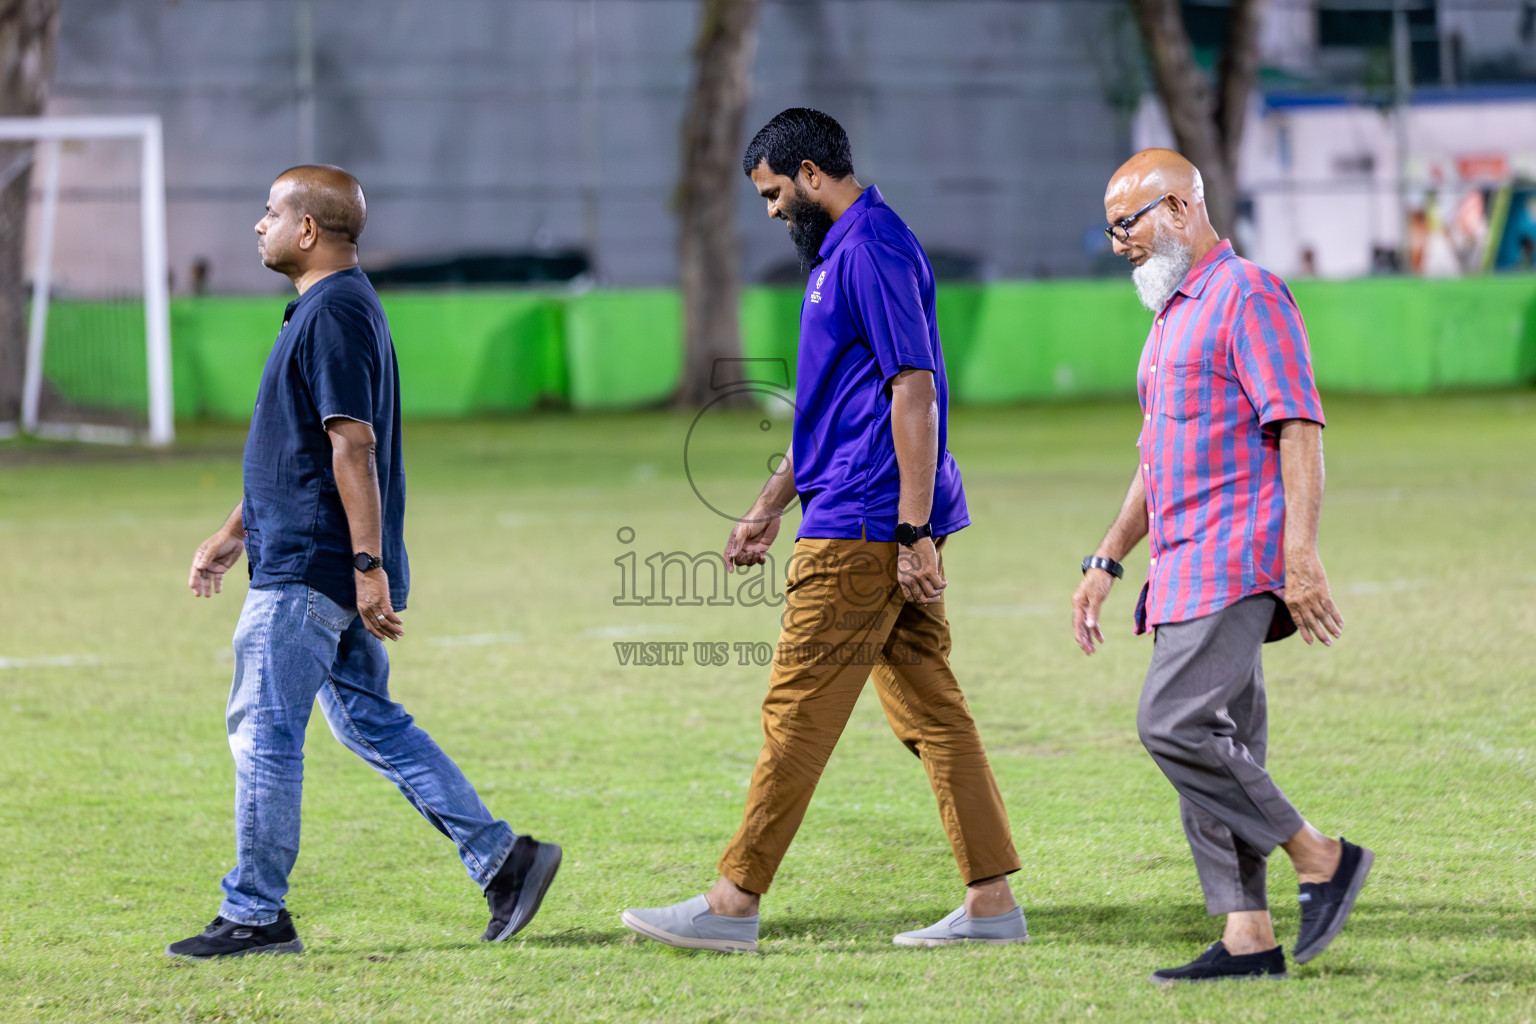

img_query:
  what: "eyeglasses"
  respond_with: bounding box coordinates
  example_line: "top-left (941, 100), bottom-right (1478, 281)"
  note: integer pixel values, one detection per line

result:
top-left (1104, 193), bottom-right (1186, 243)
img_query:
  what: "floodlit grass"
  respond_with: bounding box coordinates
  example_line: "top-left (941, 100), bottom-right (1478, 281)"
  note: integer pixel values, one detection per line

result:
top-left (1, 394), bottom-right (1534, 1023)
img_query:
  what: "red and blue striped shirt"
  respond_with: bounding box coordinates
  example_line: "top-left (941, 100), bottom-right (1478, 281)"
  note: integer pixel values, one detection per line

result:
top-left (1134, 240), bottom-right (1324, 635)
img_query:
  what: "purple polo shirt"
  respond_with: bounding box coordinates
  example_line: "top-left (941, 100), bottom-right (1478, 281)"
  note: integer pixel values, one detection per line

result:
top-left (792, 185), bottom-right (969, 542)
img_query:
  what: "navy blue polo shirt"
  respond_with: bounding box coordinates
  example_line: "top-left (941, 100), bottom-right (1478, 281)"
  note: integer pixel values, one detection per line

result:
top-left (792, 185), bottom-right (969, 542)
top-left (242, 267), bottom-right (409, 610)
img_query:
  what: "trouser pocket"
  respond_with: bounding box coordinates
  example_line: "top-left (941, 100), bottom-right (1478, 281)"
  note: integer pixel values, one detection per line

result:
top-left (305, 586), bottom-right (355, 632)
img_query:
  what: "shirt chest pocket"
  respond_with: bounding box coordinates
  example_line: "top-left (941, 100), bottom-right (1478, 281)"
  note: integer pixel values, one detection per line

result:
top-left (1160, 359), bottom-right (1209, 422)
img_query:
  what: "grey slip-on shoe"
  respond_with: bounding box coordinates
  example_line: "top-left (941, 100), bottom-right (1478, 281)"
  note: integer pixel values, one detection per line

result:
top-left (893, 905), bottom-right (1029, 947)
top-left (621, 894), bottom-right (759, 953)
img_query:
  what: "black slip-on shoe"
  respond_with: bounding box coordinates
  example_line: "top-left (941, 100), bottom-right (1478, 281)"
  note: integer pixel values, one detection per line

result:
top-left (1294, 836), bottom-right (1374, 964)
top-left (165, 909), bottom-right (303, 960)
top-left (482, 835), bottom-right (562, 942)
top-left (1150, 941), bottom-right (1288, 985)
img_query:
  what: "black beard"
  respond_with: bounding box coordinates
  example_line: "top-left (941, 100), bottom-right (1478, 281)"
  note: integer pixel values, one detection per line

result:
top-left (783, 186), bottom-right (835, 273)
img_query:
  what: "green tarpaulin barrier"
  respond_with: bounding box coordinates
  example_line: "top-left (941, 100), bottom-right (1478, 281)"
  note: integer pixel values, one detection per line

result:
top-left (30, 275), bottom-right (1536, 423)
top-left (562, 289), bottom-right (681, 409)
top-left (955, 281), bottom-right (1150, 404)
top-left (1289, 276), bottom-right (1536, 392)
top-left (740, 286), bottom-right (803, 388)
top-left (383, 292), bottom-right (566, 415)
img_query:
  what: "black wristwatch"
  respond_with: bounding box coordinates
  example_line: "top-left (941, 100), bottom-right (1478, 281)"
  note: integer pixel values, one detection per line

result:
top-left (353, 551), bottom-right (383, 573)
top-left (1081, 555), bottom-right (1123, 579)
top-left (895, 522), bottom-right (933, 547)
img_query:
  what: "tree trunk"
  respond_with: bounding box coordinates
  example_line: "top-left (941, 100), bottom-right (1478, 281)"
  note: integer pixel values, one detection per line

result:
top-left (674, 0), bottom-right (757, 408)
top-left (0, 0), bottom-right (60, 424)
top-left (1130, 0), bottom-right (1265, 246)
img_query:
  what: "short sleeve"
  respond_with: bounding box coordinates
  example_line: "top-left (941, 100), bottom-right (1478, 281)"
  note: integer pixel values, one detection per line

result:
top-left (842, 242), bottom-right (935, 381)
top-left (300, 304), bottom-right (377, 425)
top-left (1229, 287), bottom-right (1325, 429)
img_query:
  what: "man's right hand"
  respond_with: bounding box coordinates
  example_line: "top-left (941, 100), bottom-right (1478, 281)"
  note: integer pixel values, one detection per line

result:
top-left (1071, 569), bottom-right (1115, 655)
top-left (723, 504), bottom-right (783, 574)
top-left (189, 528), bottom-right (245, 598)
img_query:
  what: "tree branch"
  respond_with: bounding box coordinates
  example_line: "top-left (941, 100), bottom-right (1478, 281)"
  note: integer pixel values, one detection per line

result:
top-left (0, 0), bottom-right (60, 421)
top-left (675, 0), bottom-right (758, 407)
top-left (1216, 0), bottom-right (1266, 170)
top-left (1130, 0), bottom-right (1262, 246)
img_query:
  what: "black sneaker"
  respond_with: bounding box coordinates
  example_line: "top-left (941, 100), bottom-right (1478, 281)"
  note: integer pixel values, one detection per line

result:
top-left (482, 835), bottom-right (562, 942)
top-left (165, 909), bottom-right (303, 960)
top-left (1150, 942), bottom-right (1288, 985)
top-left (1294, 836), bottom-right (1374, 964)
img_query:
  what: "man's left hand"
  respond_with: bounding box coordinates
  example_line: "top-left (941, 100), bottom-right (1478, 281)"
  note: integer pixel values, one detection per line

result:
top-left (1280, 549), bottom-right (1343, 647)
top-left (897, 537), bottom-right (946, 604)
top-left (356, 569), bottom-right (405, 641)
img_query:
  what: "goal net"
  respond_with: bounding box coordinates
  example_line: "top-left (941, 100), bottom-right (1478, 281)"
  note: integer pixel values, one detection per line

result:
top-left (0, 116), bottom-right (172, 445)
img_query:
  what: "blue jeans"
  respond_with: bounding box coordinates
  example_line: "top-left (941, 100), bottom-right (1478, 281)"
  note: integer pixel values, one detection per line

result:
top-left (219, 583), bottom-right (516, 926)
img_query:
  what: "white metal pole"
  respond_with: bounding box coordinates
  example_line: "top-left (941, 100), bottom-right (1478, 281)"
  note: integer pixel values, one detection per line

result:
top-left (21, 138), bottom-right (60, 436)
top-left (296, 0), bottom-right (317, 163)
top-left (1392, 0), bottom-right (1412, 269)
top-left (577, 0), bottom-right (600, 276)
top-left (141, 117), bottom-right (174, 446)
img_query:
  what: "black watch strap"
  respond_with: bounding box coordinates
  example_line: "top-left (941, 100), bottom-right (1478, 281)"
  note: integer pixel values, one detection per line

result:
top-left (1081, 555), bottom-right (1123, 579)
top-left (895, 522), bottom-right (933, 547)
top-left (353, 552), bottom-right (383, 573)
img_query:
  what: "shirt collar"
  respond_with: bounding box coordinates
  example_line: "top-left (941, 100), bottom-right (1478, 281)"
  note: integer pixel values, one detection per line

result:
top-left (1172, 239), bottom-right (1233, 303)
top-left (814, 185), bottom-right (882, 265)
top-left (282, 266), bottom-right (362, 325)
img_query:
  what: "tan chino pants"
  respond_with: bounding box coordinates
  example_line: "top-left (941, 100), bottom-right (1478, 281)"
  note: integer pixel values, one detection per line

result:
top-left (717, 537), bottom-right (1020, 894)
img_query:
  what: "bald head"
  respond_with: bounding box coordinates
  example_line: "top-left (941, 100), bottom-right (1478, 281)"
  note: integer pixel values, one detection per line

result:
top-left (1102, 149), bottom-right (1223, 312)
top-left (256, 164), bottom-right (367, 290)
top-left (1107, 148), bottom-right (1208, 213)
top-left (275, 164), bottom-right (367, 243)
top-left (1103, 148), bottom-right (1219, 271)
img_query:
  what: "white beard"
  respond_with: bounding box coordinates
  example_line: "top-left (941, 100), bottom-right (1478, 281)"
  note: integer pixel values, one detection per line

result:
top-left (1131, 226), bottom-right (1194, 313)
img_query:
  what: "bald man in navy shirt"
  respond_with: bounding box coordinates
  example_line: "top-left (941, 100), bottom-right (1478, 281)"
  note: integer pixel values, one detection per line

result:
top-left (167, 166), bottom-right (560, 959)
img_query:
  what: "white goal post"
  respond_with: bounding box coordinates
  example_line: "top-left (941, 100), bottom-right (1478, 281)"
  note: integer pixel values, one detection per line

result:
top-left (0, 115), bottom-right (173, 446)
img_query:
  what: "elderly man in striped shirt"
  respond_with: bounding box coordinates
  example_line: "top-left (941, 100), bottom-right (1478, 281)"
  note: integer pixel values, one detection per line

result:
top-left (1071, 149), bottom-right (1374, 985)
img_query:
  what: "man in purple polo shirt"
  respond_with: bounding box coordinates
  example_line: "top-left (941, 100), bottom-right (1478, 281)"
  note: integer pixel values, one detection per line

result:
top-left (622, 108), bottom-right (1025, 953)
top-left (1071, 149), bottom-right (1374, 984)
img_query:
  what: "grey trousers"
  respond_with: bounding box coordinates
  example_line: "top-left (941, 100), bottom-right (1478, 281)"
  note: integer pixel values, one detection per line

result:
top-left (1137, 593), bottom-right (1307, 914)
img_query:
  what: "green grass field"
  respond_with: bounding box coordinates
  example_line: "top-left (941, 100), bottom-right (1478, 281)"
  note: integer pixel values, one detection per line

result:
top-left (2, 395), bottom-right (1534, 1023)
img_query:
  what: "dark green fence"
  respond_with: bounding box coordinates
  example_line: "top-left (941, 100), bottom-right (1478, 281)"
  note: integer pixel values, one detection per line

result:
top-left (36, 276), bottom-right (1536, 421)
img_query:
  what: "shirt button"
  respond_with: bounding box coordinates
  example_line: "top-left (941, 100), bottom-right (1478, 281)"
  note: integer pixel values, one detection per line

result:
top-left (1150, 556), bottom-right (1157, 564)
top-left (1144, 413), bottom-right (1151, 421)
top-left (1143, 463), bottom-right (1149, 470)
top-left (1150, 365), bottom-right (1157, 373)
top-left (1157, 318), bottom-right (1164, 326)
